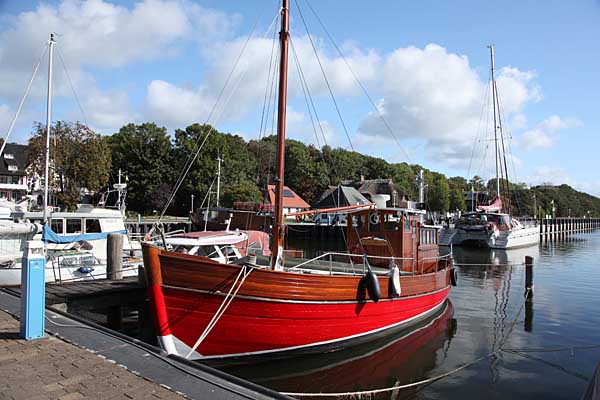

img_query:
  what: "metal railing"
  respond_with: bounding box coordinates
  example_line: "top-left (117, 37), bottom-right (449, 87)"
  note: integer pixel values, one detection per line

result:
top-left (286, 251), bottom-right (414, 276)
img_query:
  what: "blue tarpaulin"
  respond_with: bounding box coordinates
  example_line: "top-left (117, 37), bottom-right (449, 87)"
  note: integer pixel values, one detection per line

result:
top-left (42, 224), bottom-right (127, 244)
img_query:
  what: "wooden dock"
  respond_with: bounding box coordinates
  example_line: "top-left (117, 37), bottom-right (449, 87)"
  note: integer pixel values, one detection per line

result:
top-left (5, 276), bottom-right (145, 307)
top-left (539, 217), bottom-right (600, 242)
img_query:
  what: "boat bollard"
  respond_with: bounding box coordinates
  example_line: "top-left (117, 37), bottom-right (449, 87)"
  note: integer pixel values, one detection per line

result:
top-left (19, 240), bottom-right (46, 340)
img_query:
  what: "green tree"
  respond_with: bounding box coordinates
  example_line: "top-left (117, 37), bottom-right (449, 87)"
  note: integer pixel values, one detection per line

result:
top-left (109, 123), bottom-right (174, 215)
top-left (427, 172), bottom-right (450, 212)
top-left (28, 121), bottom-right (111, 210)
top-left (173, 124), bottom-right (258, 211)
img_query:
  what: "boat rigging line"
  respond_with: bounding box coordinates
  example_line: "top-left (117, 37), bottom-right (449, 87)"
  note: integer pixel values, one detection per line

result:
top-left (300, 0), bottom-right (413, 164)
top-left (0, 42), bottom-right (49, 158)
top-left (281, 288), bottom-right (533, 398)
top-left (154, 6), bottom-right (281, 227)
top-left (55, 45), bottom-right (89, 128)
top-left (292, 0), bottom-right (355, 152)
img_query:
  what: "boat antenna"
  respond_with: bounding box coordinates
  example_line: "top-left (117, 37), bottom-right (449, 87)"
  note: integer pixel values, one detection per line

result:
top-left (270, 0), bottom-right (289, 270)
top-left (488, 44), bottom-right (501, 204)
top-left (43, 33), bottom-right (56, 224)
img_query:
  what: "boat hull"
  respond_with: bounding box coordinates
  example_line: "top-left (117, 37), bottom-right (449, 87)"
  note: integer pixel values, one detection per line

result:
top-left (440, 225), bottom-right (539, 249)
top-left (143, 245), bottom-right (452, 361)
top-left (159, 284), bottom-right (450, 360)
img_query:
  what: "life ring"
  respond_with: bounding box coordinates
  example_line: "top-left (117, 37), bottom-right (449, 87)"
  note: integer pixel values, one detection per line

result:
top-left (369, 213), bottom-right (380, 225)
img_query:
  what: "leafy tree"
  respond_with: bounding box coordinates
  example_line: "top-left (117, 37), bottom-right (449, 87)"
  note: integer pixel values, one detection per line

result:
top-left (426, 172), bottom-right (450, 212)
top-left (109, 123), bottom-right (174, 215)
top-left (28, 121), bottom-right (111, 210)
top-left (221, 182), bottom-right (263, 206)
top-left (173, 124), bottom-right (257, 213)
top-left (391, 163), bottom-right (417, 200)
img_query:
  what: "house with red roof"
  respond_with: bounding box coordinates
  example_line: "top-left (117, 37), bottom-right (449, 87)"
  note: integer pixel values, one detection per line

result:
top-left (266, 185), bottom-right (310, 215)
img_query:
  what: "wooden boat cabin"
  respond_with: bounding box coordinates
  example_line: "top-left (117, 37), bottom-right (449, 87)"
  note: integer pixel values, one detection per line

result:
top-left (346, 208), bottom-right (444, 273)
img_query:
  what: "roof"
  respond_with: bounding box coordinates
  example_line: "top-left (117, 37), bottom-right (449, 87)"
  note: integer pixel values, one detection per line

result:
top-left (313, 185), bottom-right (370, 208)
top-left (266, 185), bottom-right (310, 209)
top-left (0, 143), bottom-right (29, 176)
top-left (342, 178), bottom-right (410, 203)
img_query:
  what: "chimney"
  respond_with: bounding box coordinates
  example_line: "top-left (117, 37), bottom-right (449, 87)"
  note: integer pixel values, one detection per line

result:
top-left (360, 175), bottom-right (364, 184)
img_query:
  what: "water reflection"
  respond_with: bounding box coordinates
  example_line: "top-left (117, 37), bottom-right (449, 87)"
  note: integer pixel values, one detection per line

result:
top-left (222, 301), bottom-right (456, 398)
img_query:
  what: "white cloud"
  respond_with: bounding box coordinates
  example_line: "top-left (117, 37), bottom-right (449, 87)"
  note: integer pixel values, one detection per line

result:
top-left (526, 166), bottom-right (600, 197)
top-left (0, 0), bottom-right (239, 136)
top-left (519, 129), bottom-right (558, 150)
top-left (538, 114), bottom-right (582, 132)
top-left (518, 115), bottom-right (582, 150)
top-left (144, 80), bottom-right (213, 128)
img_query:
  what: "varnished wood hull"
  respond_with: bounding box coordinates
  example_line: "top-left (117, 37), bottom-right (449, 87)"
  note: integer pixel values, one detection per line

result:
top-left (143, 244), bottom-right (452, 360)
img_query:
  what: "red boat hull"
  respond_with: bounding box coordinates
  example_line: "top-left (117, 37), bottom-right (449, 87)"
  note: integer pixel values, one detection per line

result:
top-left (161, 285), bottom-right (449, 358)
top-left (143, 245), bottom-right (452, 360)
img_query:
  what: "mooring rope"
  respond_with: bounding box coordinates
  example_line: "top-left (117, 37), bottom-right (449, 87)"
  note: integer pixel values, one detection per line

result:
top-left (185, 265), bottom-right (253, 359)
top-left (281, 288), bottom-right (532, 398)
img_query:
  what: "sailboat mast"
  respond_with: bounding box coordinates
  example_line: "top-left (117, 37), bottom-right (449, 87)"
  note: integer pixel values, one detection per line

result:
top-left (43, 33), bottom-right (55, 224)
top-left (488, 45), bottom-right (501, 200)
top-left (270, 0), bottom-right (290, 270)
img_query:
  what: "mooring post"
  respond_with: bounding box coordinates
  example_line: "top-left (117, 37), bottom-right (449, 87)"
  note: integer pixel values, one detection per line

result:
top-left (107, 233), bottom-right (123, 280)
top-left (525, 256), bottom-right (534, 297)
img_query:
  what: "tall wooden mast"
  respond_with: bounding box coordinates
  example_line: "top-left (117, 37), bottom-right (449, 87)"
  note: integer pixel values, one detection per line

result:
top-left (270, 0), bottom-right (290, 270)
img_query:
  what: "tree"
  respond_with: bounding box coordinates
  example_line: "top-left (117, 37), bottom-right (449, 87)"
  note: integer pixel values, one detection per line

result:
top-left (28, 121), bottom-right (111, 210)
top-left (109, 123), bottom-right (174, 215)
top-left (427, 172), bottom-right (450, 212)
top-left (448, 176), bottom-right (467, 212)
top-left (173, 124), bottom-right (258, 213)
top-left (221, 182), bottom-right (263, 206)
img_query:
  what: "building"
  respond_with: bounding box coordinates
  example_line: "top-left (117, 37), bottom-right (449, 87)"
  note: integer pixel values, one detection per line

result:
top-left (312, 185), bottom-right (370, 208)
top-left (266, 185), bottom-right (310, 215)
top-left (0, 143), bottom-right (29, 202)
top-left (342, 177), bottom-right (410, 208)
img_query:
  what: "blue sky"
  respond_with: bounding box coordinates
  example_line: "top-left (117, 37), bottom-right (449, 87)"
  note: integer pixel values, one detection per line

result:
top-left (0, 0), bottom-right (598, 196)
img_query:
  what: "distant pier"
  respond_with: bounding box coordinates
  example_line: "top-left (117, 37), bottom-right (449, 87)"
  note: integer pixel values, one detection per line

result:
top-left (539, 217), bottom-right (600, 242)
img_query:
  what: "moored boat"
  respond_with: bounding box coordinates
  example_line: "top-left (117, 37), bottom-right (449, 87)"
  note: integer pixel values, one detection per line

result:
top-left (142, 0), bottom-right (454, 362)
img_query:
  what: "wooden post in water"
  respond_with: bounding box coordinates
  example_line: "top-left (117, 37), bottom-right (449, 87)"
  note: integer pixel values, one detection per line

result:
top-left (525, 256), bottom-right (534, 297)
top-left (107, 233), bottom-right (123, 280)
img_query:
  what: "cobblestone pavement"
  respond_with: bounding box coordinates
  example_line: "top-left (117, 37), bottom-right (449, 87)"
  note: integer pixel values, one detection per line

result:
top-left (0, 310), bottom-right (186, 400)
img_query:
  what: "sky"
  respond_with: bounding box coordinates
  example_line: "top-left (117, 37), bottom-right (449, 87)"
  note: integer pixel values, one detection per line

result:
top-left (0, 0), bottom-right (598, 196)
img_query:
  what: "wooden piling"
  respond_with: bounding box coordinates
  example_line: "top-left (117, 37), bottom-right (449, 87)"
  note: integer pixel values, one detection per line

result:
top-left (107, 233), bottom-right (123, 280)
top-left (525, 256), bottom-right (534, 297)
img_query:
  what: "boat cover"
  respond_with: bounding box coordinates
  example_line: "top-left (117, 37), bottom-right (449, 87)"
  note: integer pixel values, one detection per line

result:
top-left (42, 224), bottom-right (127, 244)
top-left (477, 196), bottom-right (502, 212)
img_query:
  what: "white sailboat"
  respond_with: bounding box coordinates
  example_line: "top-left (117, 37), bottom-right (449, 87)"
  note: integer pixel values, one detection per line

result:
top-left (440, 46), bottom-right (539, 249)
top-left (0, 34), bottom-right (140, 285)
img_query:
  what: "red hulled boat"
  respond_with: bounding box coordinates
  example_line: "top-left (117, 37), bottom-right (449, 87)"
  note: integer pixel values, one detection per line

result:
top-left (142, 0), bottom-right (454, 362)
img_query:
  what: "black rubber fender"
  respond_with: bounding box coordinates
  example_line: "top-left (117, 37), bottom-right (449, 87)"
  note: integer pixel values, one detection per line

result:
top-left (450, 268), bottom-right (458, 286)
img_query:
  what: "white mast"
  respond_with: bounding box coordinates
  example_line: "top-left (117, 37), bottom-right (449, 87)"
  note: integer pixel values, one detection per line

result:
top-left (488, 45), bottom-right (501, 199)
top-left (43, 33), bottom-right (55, 224)
top-left (216, 154), bottom-right (222, 207)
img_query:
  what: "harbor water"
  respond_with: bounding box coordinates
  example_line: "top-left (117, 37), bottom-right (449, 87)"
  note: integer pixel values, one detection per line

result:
top-left (69, 231), bottom-right (600, 399)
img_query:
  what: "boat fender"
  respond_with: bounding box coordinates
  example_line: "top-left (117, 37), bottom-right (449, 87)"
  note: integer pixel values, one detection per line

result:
top-left (450, 268), bottom-right (458, 286)
top-left (363, 255), bottom-right (381, 302)
top-left (389, 262), bottom-right (401, 297)
top-left (77, 266), bottom-right (94, 274)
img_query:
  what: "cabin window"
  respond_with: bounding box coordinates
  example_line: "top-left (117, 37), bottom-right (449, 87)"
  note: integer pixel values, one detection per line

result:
top-left (404, 219), bottom-right (411, 232)
top-left (355, 214), bottom-right (365, 230)
top-left (66, 218), bottom-right (82, 234)
top-left (383, 214), bottom-right (398, 231)
top-left (50, 219), bottom-right (63, 234)
top-left (85, 219), bottom-right (101, 233)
